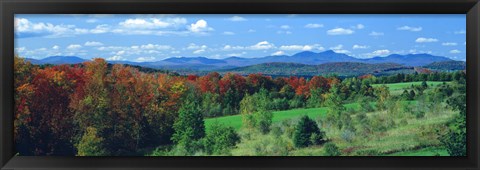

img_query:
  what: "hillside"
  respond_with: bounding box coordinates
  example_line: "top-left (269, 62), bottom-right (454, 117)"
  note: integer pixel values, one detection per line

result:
top-left (218, 62), bottom-right (412, 77)
top-left (424, 61), bottom-right (466, 71)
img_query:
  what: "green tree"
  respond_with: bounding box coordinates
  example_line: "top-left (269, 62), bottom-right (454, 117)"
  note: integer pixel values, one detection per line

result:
top-left (240, 88), bottom-right (273, 134)
top-left (171, 89), bottom-right (205, 154)
top-left (441, 94), bottom-right (466, 156)
top-left (293, 116), bottom-right (325, 148)
top-left (75, 127), bottom-right (107, 156)
top-left (203, 123), bottom-right (240, 155)
top-left (374, 85), bottom-right (390, 110)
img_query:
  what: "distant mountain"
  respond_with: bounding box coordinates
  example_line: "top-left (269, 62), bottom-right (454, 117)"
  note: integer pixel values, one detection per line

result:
top-left (424, 61), bottom-right (466, 71)
top-left (364, 54), bottom-right (452, 66)
top-left (27, 50), bottom-right (456, 73)
top-left (217, 62), bottom-right (413, 77)
top-left (26, 56), bottom-right (88, 65)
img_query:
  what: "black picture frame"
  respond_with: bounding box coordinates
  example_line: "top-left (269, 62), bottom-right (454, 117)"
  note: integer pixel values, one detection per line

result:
top-left (1, 0), bottom-right (479, 169)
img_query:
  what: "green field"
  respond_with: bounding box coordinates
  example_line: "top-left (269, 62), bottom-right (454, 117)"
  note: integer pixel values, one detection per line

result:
top-left (386, 147), bottom-right (449, 156)
top-left (204, 81), bottom-right (456, 156)
top-left (205, 103), bottom-right (361, 131)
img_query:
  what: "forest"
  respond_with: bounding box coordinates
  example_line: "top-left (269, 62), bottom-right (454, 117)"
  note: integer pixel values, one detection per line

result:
top-left (14, 56), bottom-right (466, 156)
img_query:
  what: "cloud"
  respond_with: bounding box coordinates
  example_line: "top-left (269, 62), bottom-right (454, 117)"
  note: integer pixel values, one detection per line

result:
top-left (52, 45), bottom-right (60, 50)
top-left (352, 44), bottom-right (369, 49)
top-left (277, 30), bottom-right (292, 34)
top-left (250, 41), bottom-right (275, 50)
top-left (67, 44), bottom-right (82, 50)
top-left (304, 24), bottom-right (323, 28)
top-left (372, 49), bottom-right (390, 56)
top-left (327, 28), bottom-right (354, 35)
top-left (223, 31), bottom-right (235, 35)
top-left (271, 51), bottom-right (285, 56)
top-left (279, 44), bottom-right (324, 51)
top-left (280, 25), bottom-right (291, 29)
top-left (188, 19), bottom-right (214, 33)
top-left (248, 29), bottom-right (256, 33)
top-left (228, 16), bottom-right (247, 21)
top-left (86, 19), bottom-right (98, 23)
top-left (118, 18), bottom-right (186, 29)
top-left (15, 17), bottom-right (81, 38)
top-left (415, 37), bottom-right (438, 43)
top-left (136, 57), bottom-right (156, 62)
top-left (454, 30), bottom-right (466, 34)
top-left (84, 41), bottom-right (104, 46)
top-left (329, 44), bottom-right (350, 54)
top-left (397, 26), bottom-right (422, 32)
top-left (193, 49), bottom-right (206, 54)
top-left (369, 31), bottom-right (384, 36)
top-left (354, 24), bottom-right (364, 29)
top-left (107, 55), bottom-right (126, 61)
top-left (442, 42), bottom-right (457, 46)
top-left (450, 49), bottom-right (461, 54)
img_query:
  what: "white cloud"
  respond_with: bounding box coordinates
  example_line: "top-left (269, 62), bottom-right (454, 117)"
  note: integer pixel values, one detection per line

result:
top-left (369, 31), bottom-right (384, 36)
top-left (330, 44), bottom-right (350, 54)
top-left (107, 55), bottom-right (126, 61)
top-left (454, 30), bottom-right (466, 34)
top-left (223, 31), bottom-right (235, 35)
top-left (352, 45), bottom-right (369, 49)
top-left (119, 18), bottom-right (186, 29)
top-left (277, 30), bottom-right (292, 34)
top-left (84, 41), bottom-right (104, 46)
top-left (249, 41), bottom-right (275, 50)
top-left (193, 49), bottom-right (206, 54)
top-left (227, 52), bottom-right (246, 57)
top-left (450, 49), bottom-right (461, 54)
top-left (279, 44), bottom-right (324, 51)
top-left (271, 51), bottom-right (285, 56)
top-left (248, 29), bottom-right (256, 33)
top-left (397, 26), bottom-right (422, 32)
top-left (90, 24), bottom-right (110, 34)
top-left (86, 19), bottom-right (98, 23)
top-left (355, 24), bottom-right (364, 29)
top-left (280, 25), bottom-right (291, 29)
top-left (442, 42), bottom-right (457, 46)
top-left (136, 57), bottom-right (156, 62)
top-left (67, 44), bottom-right (82, 50)
top-left (372, 49), bottom-right (391, 56)
top-left (228, 16), bottom-right (247, 21)
top-left (52, 45), bottom-right (60, 50)
top-left (327, 28), bottom-right (354, 35)
top-left (15, 17), bottom-right (81, 38)
top-left (188, 19), bottom-right (213, 33)
top-left (223, 45), bottom-right (245, 51)
top-left (304, 24), bottom-right (323, 28)
top-left (415, 37), bottom-right (438, 43)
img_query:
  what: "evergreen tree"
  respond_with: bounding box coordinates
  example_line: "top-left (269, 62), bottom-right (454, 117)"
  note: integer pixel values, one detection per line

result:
top-left (171, 89), bottom-right (205, 154)
top-left (293, 116), bottom-right (325, 148)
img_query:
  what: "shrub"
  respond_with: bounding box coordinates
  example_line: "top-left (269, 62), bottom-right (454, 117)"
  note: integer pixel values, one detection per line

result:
top-left (340, 129), bottom-right (356, 143)
top-left (203, 123), bottom-right (240, 155)
top-left (293, 116), bottom-right (326, 148)
top-left (324, 142), bottom-right (341, 156)
top-left (75, 127), bottom-right (107, 156)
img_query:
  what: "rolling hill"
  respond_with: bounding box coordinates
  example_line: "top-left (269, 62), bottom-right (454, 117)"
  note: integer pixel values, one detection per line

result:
top-left (217, 62), bottom-right (413, 77)
top-left (423, 61), bottom-right (466, 71)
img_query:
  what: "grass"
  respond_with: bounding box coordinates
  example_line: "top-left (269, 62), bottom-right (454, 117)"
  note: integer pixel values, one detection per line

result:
top-left (203, 81), bottom-right (458, 156)
top-left (205, 103), bottom-right (361, 132)
top-left (386, 147), bottom-right (449, 156)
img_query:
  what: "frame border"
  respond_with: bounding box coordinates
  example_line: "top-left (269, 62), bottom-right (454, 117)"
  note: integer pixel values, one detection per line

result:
top-left (1, 0), bottom-right (479, 169)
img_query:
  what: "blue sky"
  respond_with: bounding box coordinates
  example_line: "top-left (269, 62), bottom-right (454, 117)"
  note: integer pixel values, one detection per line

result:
top-left (14, 14), bottom-right (466, 62)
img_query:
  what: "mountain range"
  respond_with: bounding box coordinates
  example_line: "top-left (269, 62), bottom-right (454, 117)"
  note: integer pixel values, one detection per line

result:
top-left (25, 50), bottom-right (462, 74)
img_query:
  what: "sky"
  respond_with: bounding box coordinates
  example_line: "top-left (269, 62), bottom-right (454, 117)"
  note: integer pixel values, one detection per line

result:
top-left (14, 14), bottom-right (466, 62)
